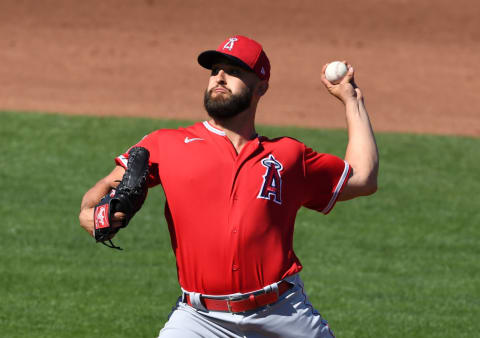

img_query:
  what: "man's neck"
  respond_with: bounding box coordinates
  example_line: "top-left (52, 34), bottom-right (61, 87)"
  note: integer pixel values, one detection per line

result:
top-left (209, 111), bottom-right (257, 154)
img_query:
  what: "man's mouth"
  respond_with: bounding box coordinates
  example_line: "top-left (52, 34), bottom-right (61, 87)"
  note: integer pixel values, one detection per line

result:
top-left (213, 86), bottom-right (230, 94)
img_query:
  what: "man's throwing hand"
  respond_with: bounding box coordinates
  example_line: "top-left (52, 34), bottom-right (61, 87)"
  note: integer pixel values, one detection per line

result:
top-left (321, 61), bottom-right (363, 104)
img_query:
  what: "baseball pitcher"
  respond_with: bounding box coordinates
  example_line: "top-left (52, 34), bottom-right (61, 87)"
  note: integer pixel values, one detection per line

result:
top-left (79, 35), bottom-right (379, 337)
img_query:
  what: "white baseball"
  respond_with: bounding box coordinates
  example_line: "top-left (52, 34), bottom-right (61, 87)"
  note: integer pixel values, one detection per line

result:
top-left (325, 61), bottom-right (348, 84)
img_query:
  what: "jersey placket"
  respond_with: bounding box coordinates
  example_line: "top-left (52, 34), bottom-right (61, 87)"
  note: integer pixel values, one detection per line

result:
top-left (203, 121), bottom-right (263, 289)
top-left (225, 138), bottom-right (262, 289)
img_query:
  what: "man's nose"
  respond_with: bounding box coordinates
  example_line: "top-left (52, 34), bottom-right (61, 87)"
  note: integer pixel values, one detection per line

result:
top-left (215, 69), bottom-right (227, 83)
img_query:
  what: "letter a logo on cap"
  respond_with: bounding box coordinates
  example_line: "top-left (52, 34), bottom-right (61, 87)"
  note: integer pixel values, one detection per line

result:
top-left (223, 37), bottom-right (238, 51)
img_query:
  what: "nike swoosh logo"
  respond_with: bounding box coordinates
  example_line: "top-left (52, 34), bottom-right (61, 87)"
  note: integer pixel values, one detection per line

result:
top-left (184, 137), bottom-right (204, 143)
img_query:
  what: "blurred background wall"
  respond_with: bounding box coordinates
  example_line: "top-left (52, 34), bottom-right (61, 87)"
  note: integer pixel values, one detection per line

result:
top-left (0, 0), bottom-right (478, 136)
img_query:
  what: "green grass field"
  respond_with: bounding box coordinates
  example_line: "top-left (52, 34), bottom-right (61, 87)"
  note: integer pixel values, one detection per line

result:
top-left (1, 111), bottom-right (478, 338)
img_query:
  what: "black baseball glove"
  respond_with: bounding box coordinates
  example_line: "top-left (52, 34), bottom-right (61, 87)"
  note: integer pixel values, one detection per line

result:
top-left (93, 146), bottom-right (150, 249)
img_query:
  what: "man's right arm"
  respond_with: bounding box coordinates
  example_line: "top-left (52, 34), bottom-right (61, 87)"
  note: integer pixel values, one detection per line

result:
top-left (320, 63), bottom-right (379, 201)
top-left (79, 165), bottom-right (126, 237)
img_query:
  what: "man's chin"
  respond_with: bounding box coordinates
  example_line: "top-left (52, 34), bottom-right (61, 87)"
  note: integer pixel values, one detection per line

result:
top-left (206, 110), bottom-right (242, 120)
top-left (203, 86), bottom-right (252, 120)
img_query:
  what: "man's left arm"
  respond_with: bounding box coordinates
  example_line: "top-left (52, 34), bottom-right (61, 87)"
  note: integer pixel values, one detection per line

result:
top-left (321, 62), bottom-right (379, 201)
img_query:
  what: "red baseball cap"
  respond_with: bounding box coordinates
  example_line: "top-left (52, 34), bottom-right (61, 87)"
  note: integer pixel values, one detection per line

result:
top-left (198, 35), bottom-right (270, 81)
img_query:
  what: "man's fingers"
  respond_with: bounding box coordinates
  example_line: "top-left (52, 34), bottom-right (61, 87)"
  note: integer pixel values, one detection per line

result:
top-left (321, 75), bottom-right (333, 88)
top-left (111, 221), bottom-right (124, 229)
top-left (320, 64), bottom-right (329, 82)
top-left (113, 211), bottom-right (126, 219)
top-left (321, 63), bottom-right (334, 88)
top-left (340, 65), bottom-right (354, 84)
top-left (112, 212), bottom-right (126, 228)
top-left (321, 63), bottom-right (330, 77)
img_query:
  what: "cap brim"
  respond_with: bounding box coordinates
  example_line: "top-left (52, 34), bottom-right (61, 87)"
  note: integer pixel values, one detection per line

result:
top-left (198, 50), bottom-right (253, 72)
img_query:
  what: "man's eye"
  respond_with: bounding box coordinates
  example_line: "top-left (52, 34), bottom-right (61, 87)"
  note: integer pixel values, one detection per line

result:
top-left (211, 67), bottom-right (240, 77)
top-left (228, 69), bottom-right (240, 76)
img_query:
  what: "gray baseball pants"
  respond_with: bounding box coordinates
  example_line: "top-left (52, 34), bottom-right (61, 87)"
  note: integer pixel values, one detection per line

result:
top-left (158, 274), bottom-right (335, 338)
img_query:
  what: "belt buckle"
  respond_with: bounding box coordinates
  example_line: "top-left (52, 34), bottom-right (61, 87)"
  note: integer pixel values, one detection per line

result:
top-left (226, 292), bottom-right (252, 313)
top-left (225, 286), bottom-right (278, 313)
top-left (226, 294), bottom-right (243, 313)
top-left (226, 296), bottom-right (241, 313)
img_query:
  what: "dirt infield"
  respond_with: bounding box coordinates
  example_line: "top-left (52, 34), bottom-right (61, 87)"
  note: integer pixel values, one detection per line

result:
top-left (0, 0), bottom-right (478, 136)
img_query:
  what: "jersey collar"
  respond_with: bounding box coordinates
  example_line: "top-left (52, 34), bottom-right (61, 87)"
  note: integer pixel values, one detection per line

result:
top-left (203, 121), bottom-right (226, 136)
top-left (202, 120), bottom-right (261, 144)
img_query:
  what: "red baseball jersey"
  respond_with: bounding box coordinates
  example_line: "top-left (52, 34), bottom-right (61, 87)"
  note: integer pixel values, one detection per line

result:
top-left (116, 121), bottom-right (351, 295)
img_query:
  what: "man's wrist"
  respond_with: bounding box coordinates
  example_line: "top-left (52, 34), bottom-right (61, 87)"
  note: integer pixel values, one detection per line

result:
top-left (344, 97), bottom-right (358, 109)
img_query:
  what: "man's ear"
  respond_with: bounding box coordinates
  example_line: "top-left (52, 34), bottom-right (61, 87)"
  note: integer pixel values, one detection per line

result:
top-left (256, 81), bottom-right (269, 97)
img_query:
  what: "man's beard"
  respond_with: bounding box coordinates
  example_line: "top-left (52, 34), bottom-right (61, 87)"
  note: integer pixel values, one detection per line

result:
top-left (203, 86), bottom-right (252, 119)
